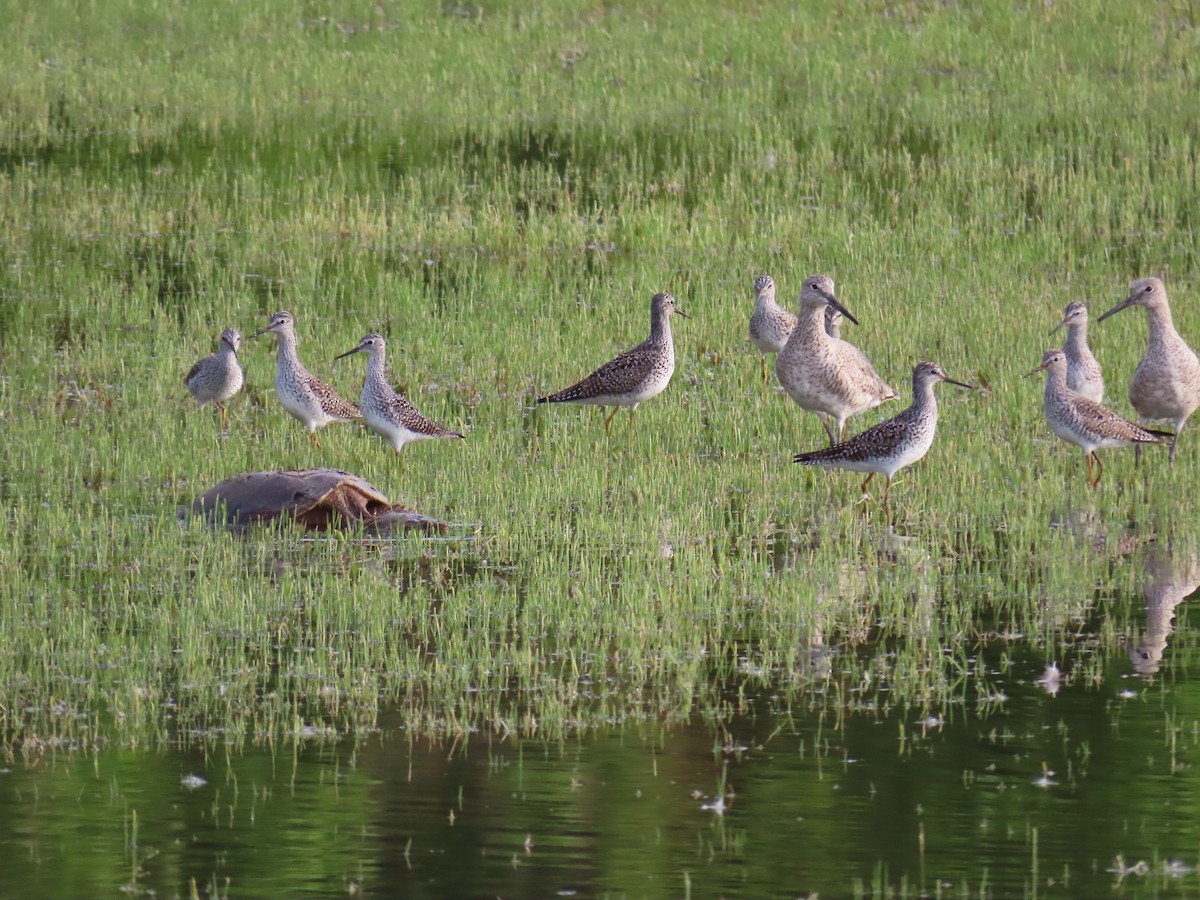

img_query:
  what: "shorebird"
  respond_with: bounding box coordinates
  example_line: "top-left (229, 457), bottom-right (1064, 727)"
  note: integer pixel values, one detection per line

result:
top-left (254, 311), bottom-right (361, 446)
top-left (1098, 277), bottom-right (1200, 462)
top-left (335, 332), bottom-right (464, 457)
top-left (1049, 300), bottom-right (1104, 403)
top-left (824, 306), bottom-right (843, 341)
top-left (537, 291), bottom-right (686, 435)
top-left (748, 275), bottom-right (796, 383)
top-left (1026, 348), bottom-right (1172, 487)
top-left (793, 361), bottom-right (970, 510)
top-left (184, 328), bottom-right (244, 431)
top-left (775, 274), bottom-right (898, 446)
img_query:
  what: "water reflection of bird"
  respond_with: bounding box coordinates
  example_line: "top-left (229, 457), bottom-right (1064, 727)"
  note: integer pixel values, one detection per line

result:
top-left (794, 361), bottom-right (970, 510)
top-left (1098, 277), bottom-right (1200, 462)
top-left (1027, 348), bottom-right (1171, 487)
top-left (1036, 664), bottom-right (1062, 696)
top-left (776, 274), bottom-right (897, 446)
top-left (1049, 301), bottom-right (1104, 402)
top-left (1129, 545), bottom-right (1200, 675)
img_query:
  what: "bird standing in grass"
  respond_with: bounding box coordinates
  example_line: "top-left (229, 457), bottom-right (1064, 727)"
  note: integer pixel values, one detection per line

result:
top-left (1026, 348), bottom-right (1171, 487)
top-left (537, 291), bottom-right (687, 435)
top-left (794, 361), bottom-right (970, 511)
top-left (776, 274), bottom-right (898, 446)
top-left (254, 311), bottom-right (361, 446)
top-left (1049, 300), bottom-right (1104, 403)
top-left (748, 275), bottom-right (796, 384)
top-left (185, 328), bottom-right (244, 431)
top-left (335, 332), bottom-right (464, 457)
top-left (1097, 277), bottom-right (1200, 462)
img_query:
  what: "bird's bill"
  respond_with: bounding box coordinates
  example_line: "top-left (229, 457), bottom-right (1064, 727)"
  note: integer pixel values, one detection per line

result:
top-left (819, 289), bottom-right (860, 326)
top-left (333, 346), bottom-right (363, 361)
top-left (251, 324), bottom-right (276, 337)
top-left (1048, 318), bottom-right (1067, 337)
top-left (1097, 294), bottom-right (1136, 322)
top-left (674, 308), bottom-right (690, 319)
top-left (942, 376), bottom-right (974, 390)
top-left (1023, 361), bottom-right (1049, 378)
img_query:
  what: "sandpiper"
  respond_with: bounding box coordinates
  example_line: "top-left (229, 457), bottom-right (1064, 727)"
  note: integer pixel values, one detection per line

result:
top-left (794, 361), bottom-right (970, 510)
top-left (537, 291), bottom-right (686, 435)
top-left (824, 306), bottom-right (843, 341)
top-left (254, 311), bottom-right (361, 446)
top-left (184, 328), bottom-right (244, 431)
top-left (335, 332), bottom-right (464, 457)
top-left (1049, 300), bottom-right (1104, 403)
top-left (1027, 348), bottom-right (1171, 487)
top-left (748, 275), bottom-right (796, 383)
top-left (1097, 277), bottom-right (1200, 462)
top-left (775, 274), bottom-right (898, 446)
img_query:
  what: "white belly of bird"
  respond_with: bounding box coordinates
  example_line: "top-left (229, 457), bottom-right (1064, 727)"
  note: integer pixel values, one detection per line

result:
top-left (276, 380), bottom-right (325, 428)
top-left (580, 371), bottom-right (673, 408)
top-left (365, 413), bottom-right (426, 451)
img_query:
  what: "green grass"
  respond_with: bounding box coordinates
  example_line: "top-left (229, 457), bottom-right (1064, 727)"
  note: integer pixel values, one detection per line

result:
top-left (2, 0), bottom-right (1200, 754)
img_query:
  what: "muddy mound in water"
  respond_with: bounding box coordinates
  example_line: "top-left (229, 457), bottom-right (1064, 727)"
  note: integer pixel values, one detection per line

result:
top-left (190, 468), bottom-right (447, 534)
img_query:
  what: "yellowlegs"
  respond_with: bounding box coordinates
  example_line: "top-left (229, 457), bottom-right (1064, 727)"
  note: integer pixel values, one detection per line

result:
top-left (824, 306), bottom-right (843, 341)
top-left (748, 275), bottom-right (796, 383)
top-left (775, 274), bottom-right (898, 446)
top-left (335, 332), bottom-right (464, 456)
top-left (537, 292), bottom-right (686, 435)
top-left (1049, 300), bottom-right (1104, 403)
top-left (1098, 277), bottom-right (1200, 462)
top-left (1026, 348), bottom-right (1172, 487)
top-left (184, 328), bottom-right (244, 431)
top-left (793, 361), bottom-right (970, 510)
top-left (254, 311), bottom-right (361, 446)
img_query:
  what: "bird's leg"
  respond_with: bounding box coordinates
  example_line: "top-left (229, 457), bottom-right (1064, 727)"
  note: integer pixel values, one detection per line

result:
top-left (882, 476), bottom-right (892, 514)
top-left (1089, 452), bottom-right (1103, 488)
top-left (820, 414), bottom-right (838, 447)
top-left (310, 430), bottom-right (321, 448)
top-left (1169, 432), bottom-right (1180, 463)
top-left (852, 473), bottom-right (874, 515)
top-left (217, 401), bottom-right (228, 431)
top-left (760, 357), bottom-right (767, 385)
top-left (604, 407), bottom-right (618, 435)
top-left (628, 410), bottom-right (636, 434)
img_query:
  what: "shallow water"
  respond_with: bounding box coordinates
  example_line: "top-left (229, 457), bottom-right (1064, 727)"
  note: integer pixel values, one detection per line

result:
top-left (3, 568), bottom-right (1199, 900)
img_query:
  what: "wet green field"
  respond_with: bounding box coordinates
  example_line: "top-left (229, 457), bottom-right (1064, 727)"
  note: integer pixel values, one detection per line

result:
top-left (3, 1), bottom-right (1200, 896)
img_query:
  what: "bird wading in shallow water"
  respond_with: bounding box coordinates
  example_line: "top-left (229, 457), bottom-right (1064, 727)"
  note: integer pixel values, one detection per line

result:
top-left (335, 332), bottom-right (465, 458)
top-left (793, 361), bottom-right (971, 511)
top-left (775, 274), bottom-right (898, 446)
top-left (537, 291), bottom-right (686, 436)
top-left (254, 311), bottom-right (361, 446)
top-left (1026, 348), bottom-right (1172, 487)
top-left (185, 328), bottom-right (244, 431)
top-left (1097, 276), bottom-right (1200, 462)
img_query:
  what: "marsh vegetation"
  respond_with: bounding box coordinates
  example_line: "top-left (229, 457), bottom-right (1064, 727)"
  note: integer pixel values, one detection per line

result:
top-left (3, 1), bottom-right (1200, 896)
